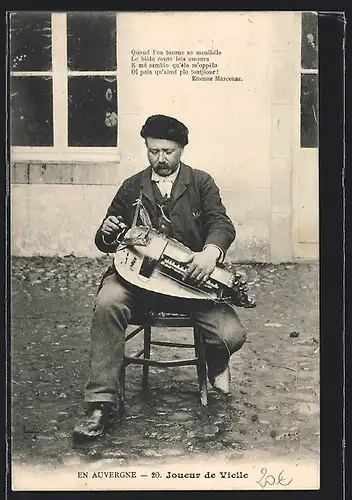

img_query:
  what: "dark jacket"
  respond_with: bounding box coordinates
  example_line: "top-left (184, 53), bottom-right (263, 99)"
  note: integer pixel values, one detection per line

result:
top-left (95, 162), bottom-right (236, 256)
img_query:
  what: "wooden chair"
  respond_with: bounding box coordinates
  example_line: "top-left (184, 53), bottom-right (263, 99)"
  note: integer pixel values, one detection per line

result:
top-left (118, 311), bottom-right (208, 413)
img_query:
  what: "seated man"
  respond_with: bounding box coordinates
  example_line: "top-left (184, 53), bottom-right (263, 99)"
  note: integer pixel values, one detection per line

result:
top-left (73, 114), bottom-right (247, 442)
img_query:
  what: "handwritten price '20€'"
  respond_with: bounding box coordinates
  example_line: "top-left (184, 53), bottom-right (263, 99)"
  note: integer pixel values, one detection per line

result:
top-left (257, 468), bottom-right (293, 488)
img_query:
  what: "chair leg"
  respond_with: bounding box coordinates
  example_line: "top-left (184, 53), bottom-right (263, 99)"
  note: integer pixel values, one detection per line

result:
top-left (118, 360), bottom-right (126, 415)
top-left (142, 325), bottom-right (151, 393)
top-left (194, 327), bottom-right (208, 406)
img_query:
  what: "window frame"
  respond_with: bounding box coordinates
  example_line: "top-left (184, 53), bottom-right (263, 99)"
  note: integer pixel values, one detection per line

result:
top-left (10, 12), bottom-right (120, 162)
top-left (300, 11), bottom-right (318, 149)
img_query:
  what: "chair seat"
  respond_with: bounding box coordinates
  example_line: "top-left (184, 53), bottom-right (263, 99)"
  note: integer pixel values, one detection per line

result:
top-left (130, 311), bottom-right (194, 328)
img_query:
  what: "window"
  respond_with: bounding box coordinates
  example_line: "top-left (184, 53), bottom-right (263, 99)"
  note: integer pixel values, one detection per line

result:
top-left (9, 12), bottom-right (119, 161)
top-left (300, 12), bottom-right (318, 148)
top-left (10, 13), bottom-right (53, 146)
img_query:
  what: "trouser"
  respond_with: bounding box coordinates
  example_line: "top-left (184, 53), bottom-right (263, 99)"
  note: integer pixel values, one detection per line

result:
top-left (85, 272), bottom-right (247, 403)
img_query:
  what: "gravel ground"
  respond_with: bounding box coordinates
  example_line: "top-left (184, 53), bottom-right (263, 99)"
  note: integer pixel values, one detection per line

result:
top-left (10, 256), bottom-right (320, 474)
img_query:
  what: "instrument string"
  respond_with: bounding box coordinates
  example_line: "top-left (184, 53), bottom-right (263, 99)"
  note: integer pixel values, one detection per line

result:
top-left (130, 193), bottom-right (143, 238)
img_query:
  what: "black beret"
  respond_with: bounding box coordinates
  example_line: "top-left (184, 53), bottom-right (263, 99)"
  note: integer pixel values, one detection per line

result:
top-left (140, 115), bottom-right (189, 146)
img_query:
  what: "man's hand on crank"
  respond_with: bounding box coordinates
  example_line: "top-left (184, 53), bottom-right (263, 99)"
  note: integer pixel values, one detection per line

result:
top-left (101, 216), bottom-right (126, 242)
top-left (184, 246), bottom-right (221, 283)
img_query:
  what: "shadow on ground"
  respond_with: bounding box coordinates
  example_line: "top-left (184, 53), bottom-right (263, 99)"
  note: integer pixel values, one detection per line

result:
top-left (10, 256), bottom-right (319, 468)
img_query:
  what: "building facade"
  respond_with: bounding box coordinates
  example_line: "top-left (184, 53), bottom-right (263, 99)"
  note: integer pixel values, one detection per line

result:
top-left (10, 11), bottom-right (319, 262)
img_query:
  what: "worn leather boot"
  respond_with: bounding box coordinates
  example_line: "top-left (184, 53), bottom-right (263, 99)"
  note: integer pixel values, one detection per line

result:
top-left (209, 365), bottom-right (231, 395)
top-left (72, 402), bottom-right (118, 443)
